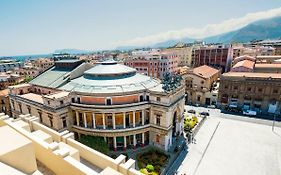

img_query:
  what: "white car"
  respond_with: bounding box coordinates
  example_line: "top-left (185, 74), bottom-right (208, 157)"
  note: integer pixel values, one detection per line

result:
top-left (243, 110), bottom-right (257, 116)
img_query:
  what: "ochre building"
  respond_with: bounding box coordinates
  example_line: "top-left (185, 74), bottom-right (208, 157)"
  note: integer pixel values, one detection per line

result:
top-left (9, 59), bottom-right (185, 151)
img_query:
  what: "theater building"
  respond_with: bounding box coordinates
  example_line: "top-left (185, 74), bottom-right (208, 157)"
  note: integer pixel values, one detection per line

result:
top-left (9, 59), bottom-right (185, 151)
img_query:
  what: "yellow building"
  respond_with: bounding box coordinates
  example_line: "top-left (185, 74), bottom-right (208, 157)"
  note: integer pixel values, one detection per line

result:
top-left (182, 65), bottom-right (220, 106)
top-left (9, 59), bottom-right (185, 151)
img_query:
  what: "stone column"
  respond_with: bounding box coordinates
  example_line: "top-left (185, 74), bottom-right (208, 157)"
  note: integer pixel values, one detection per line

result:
top-left (123, 112), bottom-right (126, 129)
top-left (76, 111), bottom-right (79, 126)
top-left (113, 113), bottom-right (116, 129)
top-left (92, 113), bottom-right (96, 129)
top-left (83, 112), bottom-right (87, 128)
top-left (142, 109), bottom-right (145, 125)
top-left (133, 134), bottom-right (136, 149)
top-left (133, 111), bottom-right (136, 127)
top-left (123, 136), bottom-right (127, 151)
top-left (113, 137), bottom-right (117, 151)
top-left (142, 132), bottom-right (145, 147)
top-left (102, 113), bottom-right (106, 129)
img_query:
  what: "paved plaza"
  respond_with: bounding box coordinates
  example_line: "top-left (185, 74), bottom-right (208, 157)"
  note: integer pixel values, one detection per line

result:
top-left (177, 106), bottom-right (281, 175)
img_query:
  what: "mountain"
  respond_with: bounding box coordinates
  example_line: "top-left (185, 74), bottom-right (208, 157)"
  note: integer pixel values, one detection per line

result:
top-left (116, 16), bottom-right (281, 49)
top-left (204, 16), bottom-right (281, 43)
top-left (152, 37), bottom-right (196, 48)
top-left (54, 49), bottom-right (92, 55)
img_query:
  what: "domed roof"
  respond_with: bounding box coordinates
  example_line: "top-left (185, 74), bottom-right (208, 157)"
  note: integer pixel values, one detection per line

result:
top-left (60, 59), bottom-right (161, 94)
top-left (84, 59), bottom-right (136, 77)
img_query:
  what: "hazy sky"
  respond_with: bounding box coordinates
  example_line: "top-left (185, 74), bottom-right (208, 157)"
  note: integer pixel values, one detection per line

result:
top-left (1, 0), bottom-right (281, 56)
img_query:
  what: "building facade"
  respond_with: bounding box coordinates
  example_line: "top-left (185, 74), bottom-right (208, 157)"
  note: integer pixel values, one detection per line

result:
top-left (218, 72), bottom-right (281, 115)
top-left (183, 65), bottom-right (220, 106)
top-left (0, 73), bottom-right (25, 90)
top-left (0, 89), bottom-right (11, 116)
top-left (191, 45), bottom-right (233, 72)
top-left (124, 51), bottom-right (180, 79)
top-left (0, 60), bottom-right (24, 72)
top-left (29, 58), bottom-right (54, 73)
top-left (9, 59), bottom-right (185, 151)
top-left (0, 113), bottom-right (142, 175)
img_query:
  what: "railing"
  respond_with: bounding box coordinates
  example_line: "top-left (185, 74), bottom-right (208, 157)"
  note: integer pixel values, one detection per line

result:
top-left (72, 123), bottom-right (150, 133)
top-left (9, 94), bottom-right (68, 112)
top-left (71, 101), bottom-right (149, 109)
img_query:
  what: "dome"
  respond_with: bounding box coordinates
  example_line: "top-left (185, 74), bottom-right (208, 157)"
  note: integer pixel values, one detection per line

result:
top-left (60, 60), bottom-right (161, 94)
top-left (84, 60), bottom-right (136, 77)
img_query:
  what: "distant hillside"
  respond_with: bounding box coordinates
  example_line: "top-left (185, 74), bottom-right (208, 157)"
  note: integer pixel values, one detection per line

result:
top-left (204, 16), bottom-right (281, 43)
top-left (116, 16), bottom-right (281, 49)
top-left (54, 49), bottom-right (92, 55)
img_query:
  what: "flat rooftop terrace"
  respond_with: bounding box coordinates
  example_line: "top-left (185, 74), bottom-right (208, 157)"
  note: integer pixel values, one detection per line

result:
top-left (178, 106), bottom-right (281, 175)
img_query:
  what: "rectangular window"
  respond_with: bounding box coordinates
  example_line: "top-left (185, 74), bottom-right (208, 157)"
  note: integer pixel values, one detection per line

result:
top-left (62, 117), bottom-right (67, 128)
top-left (48, 114), bottom-right (53, 128)
top-left (18, 103), bottom-right (22, 113)
top-left (156, 115), bottom-right (161, 125)
top-left (156, 97), bottom-right (161, 102)
top-left (27, 105), bottom-right (31, 114)
top-left (38, 110), bottom-right (42, 122)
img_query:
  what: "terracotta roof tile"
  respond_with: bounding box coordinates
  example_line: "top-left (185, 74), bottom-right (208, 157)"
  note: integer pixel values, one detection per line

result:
top-left (192, 65), bottom-right (219, 78)
top-left (222, 72), bottom-right (281, 79)
top-left (0, 89), bottom-right (9, 96)
top-left (232, 60), bottom-right (255, 69)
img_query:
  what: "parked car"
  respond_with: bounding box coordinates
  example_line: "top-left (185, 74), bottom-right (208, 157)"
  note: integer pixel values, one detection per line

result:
top-left (200, 112), bottom-right (210, 116)
top-left (243, 110), bottom-right (257, 116)
top-left (207, 105), bottom-right (216, 109)
top-left (187, 109), bottom-right (196, 114)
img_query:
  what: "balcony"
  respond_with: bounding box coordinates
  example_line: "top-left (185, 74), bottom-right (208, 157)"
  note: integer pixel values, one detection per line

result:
top-left (71, 101), bottom-right (150, 110)
top-left (72, 124), bottom-right (150, 137)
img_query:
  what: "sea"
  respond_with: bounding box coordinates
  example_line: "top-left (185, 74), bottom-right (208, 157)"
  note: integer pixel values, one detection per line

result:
top-left (0, 54), bottom-right (52, 62)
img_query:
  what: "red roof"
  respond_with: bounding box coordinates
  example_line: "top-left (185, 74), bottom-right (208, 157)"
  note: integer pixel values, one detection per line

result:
top-left (232, 60), bottom-right (255, 70)
top-left (192, 65), bottom-right (220, 78)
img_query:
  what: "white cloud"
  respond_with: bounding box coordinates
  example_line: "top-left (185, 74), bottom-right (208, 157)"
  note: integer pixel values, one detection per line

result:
top-left (114, 7), bottom-right (281, 47)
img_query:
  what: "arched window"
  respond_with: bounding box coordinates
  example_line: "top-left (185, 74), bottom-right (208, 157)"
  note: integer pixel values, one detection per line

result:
top-left (106, 98), bottom-right (112, 105)
top-left (146, 95), bottom-right (150, 101)
top-left (139, 95), bottom-right (144, 102)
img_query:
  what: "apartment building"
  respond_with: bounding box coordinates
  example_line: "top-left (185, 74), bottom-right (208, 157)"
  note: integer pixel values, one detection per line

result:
top-left (231, 55), bottom-right (281, 73)
top-left (0, 72), bottom-right (24, 90)
top-left (218, 72), bottom-right (281, 114)
top-left (163, 45), bottom-right (198, 67)
top-left (0, 89), bottom-right (11, 116)
top-left (124, 51), bottom-right (180, 79)
top-left (182, 65), bottom-right (220, 106)
top-left (9, 59), bottom-right (185, 151)
top-left (191, 45), bottom-right (233, 72)
top-left (0, 60), bottom-right (24, 72)
top-left (29, 58), bottom-right (54, 73)
top-left (13, 66), bottom-right (40, 79)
